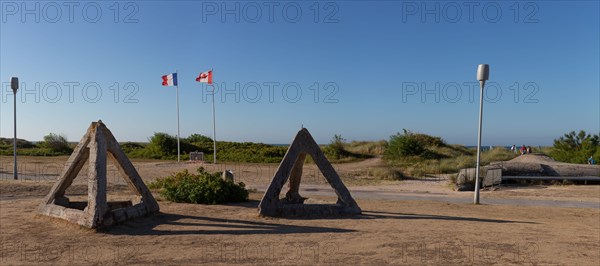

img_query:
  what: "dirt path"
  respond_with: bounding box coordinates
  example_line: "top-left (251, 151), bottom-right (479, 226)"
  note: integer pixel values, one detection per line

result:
top-left (1, 155), bottom-right (599, 265)
top-left (249, 183), bottom-right (600, 209)
top-left (3, 155), bottom-right (599, 210)
top-left (1, 193), bottom-right (599, 265)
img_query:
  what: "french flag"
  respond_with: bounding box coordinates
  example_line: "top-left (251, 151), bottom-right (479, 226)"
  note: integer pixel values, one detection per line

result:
top-left (162, 73), bottom-right (178, 86)
top-left (196, 70), bottom-right (213, 84)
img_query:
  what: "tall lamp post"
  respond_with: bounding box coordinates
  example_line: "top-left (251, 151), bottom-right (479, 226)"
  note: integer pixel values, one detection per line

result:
top-left (11, 77), bottom-right (19, 180)
top-left (474, 64), bottom-right (489, 204)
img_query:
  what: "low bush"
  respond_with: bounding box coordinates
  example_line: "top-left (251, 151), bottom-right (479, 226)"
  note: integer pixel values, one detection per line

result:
top-left (186, 134), bottom-right (213, 143)
top-left (384, 130), bottom-right (425, 159)
top-left (149, 167), bottom-right (249, 204)
top-left (40, 133), bottom-right (72, 154)
top-left (412, 133), bottom-right (446, 147)
top-left (384, 129), bottom-right (443, 161)
top-left (324, 134), bottom-right (347, 160)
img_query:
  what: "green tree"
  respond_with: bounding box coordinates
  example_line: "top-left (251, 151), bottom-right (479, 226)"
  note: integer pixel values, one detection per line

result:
top-left (550, 130), bottom-right (599, 164)
top-left (186, 134), bottom-right (213, 143)
top-left (144, 133), bottom-right (207, 159)
top-left (40, 133), bottom-right (72, 153)
top-left (146, 132), bottom-right (179, 158)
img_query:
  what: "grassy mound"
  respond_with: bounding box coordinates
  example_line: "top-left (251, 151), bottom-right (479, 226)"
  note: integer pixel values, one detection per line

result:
top-left (383, 130), bottom-right (518, 177)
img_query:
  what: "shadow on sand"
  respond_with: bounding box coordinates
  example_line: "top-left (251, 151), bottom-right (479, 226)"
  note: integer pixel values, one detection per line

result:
top-left (360, 210), bottom-right (539, 224)
top-left (104, 211), bottom-right (355, 236)
top-left (103, 200), bottom-right (537, 236)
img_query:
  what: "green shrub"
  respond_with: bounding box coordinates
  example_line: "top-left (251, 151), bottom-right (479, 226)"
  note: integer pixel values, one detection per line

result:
top-left (146, 132), bottom-right (179, 158)
top-left (323, 134), bottom-right (347, 160)
top-left (39, 133), bottom-right (72, 154)
top-left (121, 142), bottom-right (145, 149)
top-left (186, 134), bottom-right (213, 143)
top-left (215, 142), bottom-right (287, 163)
top-left (0, 147), bottom-right (68, 156)
top-left (149, 167), bottom-right (249, 204)
top-left (384, 129), bottom-right (427, 160)
top-left (412, 133), bottom-right (446, 147)
top-left (143, 133), bottom-right (205, 160)
top-left (549, 130), bottom-right (599, 164)
top-left (114, 132), bottom-right (288, 163)
top-left (120, 142), bottom-right (145, 155)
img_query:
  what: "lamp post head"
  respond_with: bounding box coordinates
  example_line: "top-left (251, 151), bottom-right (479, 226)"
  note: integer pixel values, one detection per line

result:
top-left (11, 77), bottom-right (19, 93)
top-left (477, 64), bottom-right (489, 88)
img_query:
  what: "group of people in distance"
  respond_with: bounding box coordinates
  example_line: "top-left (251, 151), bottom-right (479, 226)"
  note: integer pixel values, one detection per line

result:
top-left (510, 144), bottom-right (532, 155)
top-left (508, 144), bottom-right (596, 165)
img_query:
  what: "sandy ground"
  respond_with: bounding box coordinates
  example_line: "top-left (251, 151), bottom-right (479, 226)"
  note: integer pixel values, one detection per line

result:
top-left (1, 156), bottom-right (599, 265)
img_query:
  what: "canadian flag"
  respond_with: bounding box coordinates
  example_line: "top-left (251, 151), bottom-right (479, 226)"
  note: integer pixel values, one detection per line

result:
top-left (196, 70), bottom-right (213, 84)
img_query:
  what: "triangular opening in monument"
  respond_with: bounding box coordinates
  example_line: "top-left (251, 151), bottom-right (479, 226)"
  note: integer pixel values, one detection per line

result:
top-left (106, 156), bottom-right (143, 206)
top-left (59, 152), bottom-right (143, 211)
top-left (38, 121), bottom-right (159, 228)
top-left (61, 164), bottom-right (88, 208)
top-left (276, 155), bottom-right (338, 205)
top-left (258, 128), bottom-right (361, 217)
top-left (59, 147), bottom-right (90, 211)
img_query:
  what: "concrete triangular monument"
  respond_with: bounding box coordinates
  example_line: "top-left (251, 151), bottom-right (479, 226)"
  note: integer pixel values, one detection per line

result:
top-left (259, 128), bottom-right (361, 217)
top-left (38, 120), bottom-right (159, 228)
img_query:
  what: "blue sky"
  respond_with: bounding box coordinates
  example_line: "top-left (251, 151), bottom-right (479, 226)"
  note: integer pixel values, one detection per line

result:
top-left (1, 1), bottom-right (598, 145)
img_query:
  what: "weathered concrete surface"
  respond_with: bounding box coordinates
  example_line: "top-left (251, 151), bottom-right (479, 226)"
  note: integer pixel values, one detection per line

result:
top-left (456, 167), bottom-right (503, 191)
top-left (482, 168), bottom-right (502, 187)
top-left (284, 153), bottom-right (307, 204)
top-left (258, 128), bottom-right (361, 217)
top-left (38, 120), bottom-right (159, 229)
top-left (489, 154), bottom-right (600, 177)
top-left (456, 154), bottom-right (600, 191)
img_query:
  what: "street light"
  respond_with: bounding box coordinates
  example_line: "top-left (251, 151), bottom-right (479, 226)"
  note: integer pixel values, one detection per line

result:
top-left (11, 77), bottom-right (19, 180)
top-left (474, 64), bottom-right (489, 204)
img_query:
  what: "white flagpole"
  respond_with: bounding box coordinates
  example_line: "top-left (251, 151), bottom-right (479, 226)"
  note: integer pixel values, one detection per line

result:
top-left (176, 70), bottom-right (181, 163)
top-left (211, 69), bottom-right (217, 164)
